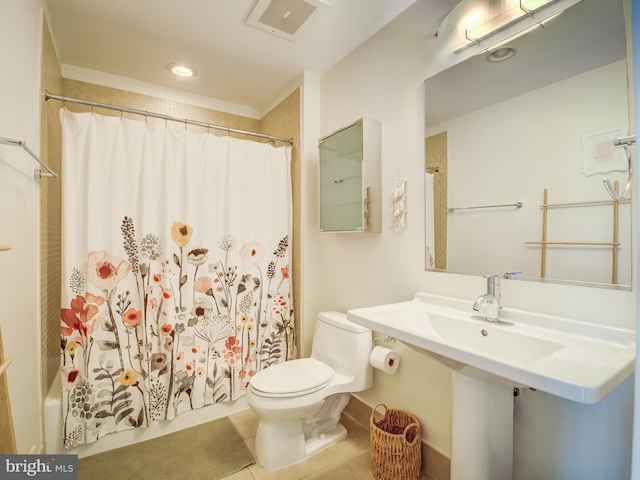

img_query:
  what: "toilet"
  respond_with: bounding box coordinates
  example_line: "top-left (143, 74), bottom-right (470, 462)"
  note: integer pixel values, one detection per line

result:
top-left (245, 311), bottom-right (372, 470)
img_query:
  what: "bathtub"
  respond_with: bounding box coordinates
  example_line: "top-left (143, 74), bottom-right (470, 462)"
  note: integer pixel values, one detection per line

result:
top-left (44, 378), bottom-right (248, 457)
top-left (44, 378), bottom-right (64, 454)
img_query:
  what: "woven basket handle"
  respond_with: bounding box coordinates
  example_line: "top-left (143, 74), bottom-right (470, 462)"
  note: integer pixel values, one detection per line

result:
top-left (371, 403), bottom-right (387, 422)
top-left (403, 422), bottom-right (420, 444)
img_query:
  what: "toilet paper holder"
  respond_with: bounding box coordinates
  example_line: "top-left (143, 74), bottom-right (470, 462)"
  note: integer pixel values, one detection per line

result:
top-left (372, 336), bottom-right (396, 347)
top-left (370, 338), bottom-right (400, 374)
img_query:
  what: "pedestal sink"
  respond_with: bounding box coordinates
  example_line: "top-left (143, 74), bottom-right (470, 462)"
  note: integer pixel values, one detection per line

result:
top-left (347, 293), bottom-right (636, 480)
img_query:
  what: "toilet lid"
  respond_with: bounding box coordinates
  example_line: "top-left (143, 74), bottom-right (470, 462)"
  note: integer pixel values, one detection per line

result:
top-left (250, 358), bottom-right (334, 396)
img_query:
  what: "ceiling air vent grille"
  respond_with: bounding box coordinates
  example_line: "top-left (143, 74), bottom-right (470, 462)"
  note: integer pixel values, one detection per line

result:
top-left (246, 0), bottom-right (330, 41)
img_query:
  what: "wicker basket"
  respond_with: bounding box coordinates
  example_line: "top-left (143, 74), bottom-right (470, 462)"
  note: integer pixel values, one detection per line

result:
top-left (370, 404), bottom-right (422, 480)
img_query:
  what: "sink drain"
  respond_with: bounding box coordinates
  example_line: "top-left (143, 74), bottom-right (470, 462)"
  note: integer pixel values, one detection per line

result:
top-left (481, 329), bottom-right (488, 336)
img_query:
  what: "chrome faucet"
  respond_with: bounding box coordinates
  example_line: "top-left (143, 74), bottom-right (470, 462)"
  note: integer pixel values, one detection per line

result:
top-left (473, 274), bottom-right (501, 322)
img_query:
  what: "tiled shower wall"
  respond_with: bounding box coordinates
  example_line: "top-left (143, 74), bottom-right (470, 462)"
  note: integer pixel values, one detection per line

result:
top-left (260, 93), bottom-right (301, 358)
top-left (425, 132), bottom-right (448, 270)
top-left (40, 20), bottom-right (301, 395)
top-left (40, 17), bottom-right (63, 398)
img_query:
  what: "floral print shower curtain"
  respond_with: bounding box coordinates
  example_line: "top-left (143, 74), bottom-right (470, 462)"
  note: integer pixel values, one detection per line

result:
top-left (59, 110), bottom-right (294, 448)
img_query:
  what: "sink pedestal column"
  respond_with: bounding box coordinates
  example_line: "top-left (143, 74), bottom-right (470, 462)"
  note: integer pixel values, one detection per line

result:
top-left (451, 370), bottom-right (513, 480)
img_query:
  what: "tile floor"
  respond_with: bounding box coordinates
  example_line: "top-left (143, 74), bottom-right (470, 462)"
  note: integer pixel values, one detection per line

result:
top-left (225, 409), bottom-right (434, 480)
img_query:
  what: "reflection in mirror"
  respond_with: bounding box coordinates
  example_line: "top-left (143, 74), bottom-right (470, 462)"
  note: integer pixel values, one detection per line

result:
top-left (424, 0), bottom-right (633, 288)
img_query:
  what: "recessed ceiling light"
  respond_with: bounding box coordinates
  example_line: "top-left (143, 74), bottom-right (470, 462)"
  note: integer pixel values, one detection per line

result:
top-left (167, 63), bottom-right (196, 78)
top-left (486, 47), bottom-right (517, 62)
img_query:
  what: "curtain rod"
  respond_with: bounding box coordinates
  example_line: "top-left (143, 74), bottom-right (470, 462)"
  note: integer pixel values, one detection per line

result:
top-left (43, 90), bottom-right (294, 145)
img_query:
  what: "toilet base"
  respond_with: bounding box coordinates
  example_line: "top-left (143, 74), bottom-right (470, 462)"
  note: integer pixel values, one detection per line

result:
top-left (305, 423), bottom-right (348, 458)
top-left (252, 393), bottom-right (352, 470)
top-left (255, 420), bottom-right (348, 470)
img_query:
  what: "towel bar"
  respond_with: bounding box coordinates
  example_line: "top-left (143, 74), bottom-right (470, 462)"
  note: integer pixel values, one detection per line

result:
top-left (0, 136), bottom-right (58, 179)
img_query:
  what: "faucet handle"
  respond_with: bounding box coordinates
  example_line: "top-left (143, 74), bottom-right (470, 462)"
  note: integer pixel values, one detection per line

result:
top-left (483, 273), bottom-right (499, 287)
top-left (504, 271), bottom-right (522, 279)
top-left (483, 273), bottom-right (500, 298)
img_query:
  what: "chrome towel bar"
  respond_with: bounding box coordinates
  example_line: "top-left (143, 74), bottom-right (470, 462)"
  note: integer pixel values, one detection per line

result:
top-left (448, 202), bottom-right (522, 213)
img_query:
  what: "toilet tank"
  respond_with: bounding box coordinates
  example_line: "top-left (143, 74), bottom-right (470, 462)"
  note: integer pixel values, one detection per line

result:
top-left (311, 311), bottom-right (372, 391)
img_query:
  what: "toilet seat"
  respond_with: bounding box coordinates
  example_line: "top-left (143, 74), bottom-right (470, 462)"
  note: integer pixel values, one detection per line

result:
top-left (250, 358), bottom-right (334, 398)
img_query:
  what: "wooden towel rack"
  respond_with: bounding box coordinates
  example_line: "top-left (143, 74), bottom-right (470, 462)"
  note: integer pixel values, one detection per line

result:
top-left (526, 186), bottom-right (626, 283)
top-left (0, 321), bottom-right (17, 454)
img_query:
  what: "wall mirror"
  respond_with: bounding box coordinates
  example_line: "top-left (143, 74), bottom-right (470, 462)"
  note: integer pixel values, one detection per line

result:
top-left (424, 0), bottom-right (633, 289)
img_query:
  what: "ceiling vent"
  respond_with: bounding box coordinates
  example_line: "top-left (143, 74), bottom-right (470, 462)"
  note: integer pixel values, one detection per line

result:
top-left (246, 0), bottom-right (330, 41)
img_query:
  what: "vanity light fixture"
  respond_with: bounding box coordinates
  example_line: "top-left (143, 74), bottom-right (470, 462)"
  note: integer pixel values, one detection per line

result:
top-left (167, 63), bottom-right (196, 78)
top-left (437, 0), bottom-right (583, 56)
top-left (465, 0), bottom-right (555, 45)
top-left (475, 11), bottom-right (560, 59)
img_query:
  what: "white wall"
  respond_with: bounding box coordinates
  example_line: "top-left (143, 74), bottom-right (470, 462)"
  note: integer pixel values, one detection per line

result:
top-left (0, 0), bottom-right (45, 453)
top-left (318, 0), bottom-right (635, 476)
top-left (299, 70), bottom-right (323, 355)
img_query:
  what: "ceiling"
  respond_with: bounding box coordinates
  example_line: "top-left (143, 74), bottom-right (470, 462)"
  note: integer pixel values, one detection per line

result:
top-left (425, 0), bottom-right (627, 127)
top-left (43, 0), bottom-right (424, 113)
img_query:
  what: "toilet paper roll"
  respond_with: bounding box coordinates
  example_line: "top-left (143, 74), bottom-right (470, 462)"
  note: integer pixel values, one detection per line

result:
top-left (369, 346), bottom-right (400, 374)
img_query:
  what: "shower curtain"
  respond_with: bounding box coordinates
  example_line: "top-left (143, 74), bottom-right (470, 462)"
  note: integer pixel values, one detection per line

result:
top-left (59, 109), bottom-right (295, 448)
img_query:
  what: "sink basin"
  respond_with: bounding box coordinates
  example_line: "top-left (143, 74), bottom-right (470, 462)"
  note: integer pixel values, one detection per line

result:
top-left (347, 293), bottom-right (635, 404)
top-left (425, 313), bottom-right (563, 364)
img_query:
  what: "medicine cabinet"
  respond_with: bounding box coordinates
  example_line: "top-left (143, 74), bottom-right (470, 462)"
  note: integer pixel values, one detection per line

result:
top-left (318, 118), bottom-right (381, 232)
